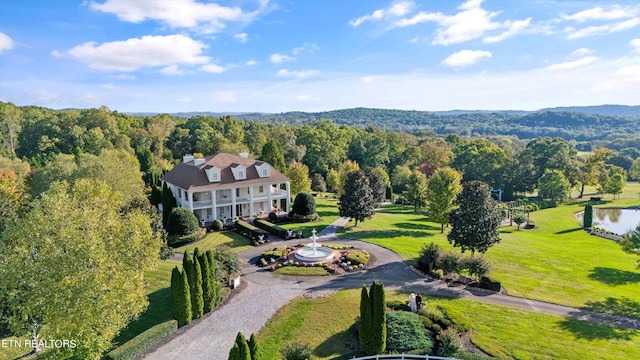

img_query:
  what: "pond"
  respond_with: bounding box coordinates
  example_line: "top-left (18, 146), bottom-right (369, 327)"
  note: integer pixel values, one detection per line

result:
top-left (590, 208), bottom-right (640, 235)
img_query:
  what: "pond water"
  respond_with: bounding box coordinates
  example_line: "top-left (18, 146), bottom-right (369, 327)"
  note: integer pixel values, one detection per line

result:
top-left (591, 208), bottom-right (640, 235)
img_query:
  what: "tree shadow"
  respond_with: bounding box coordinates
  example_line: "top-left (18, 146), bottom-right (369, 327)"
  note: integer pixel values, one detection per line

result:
top-left (395, 222), bottom-right (441, 231)
top-left (584, 297), bottom-right (640, 320)
top-left (113, 287), bottom-right (173, 345)
top-left (377, 206), bottom-right (415, 215)
top-left (588, 267), bottom-right (640, 285)
top-left (313, 325), bottom-right (359, 359)
top-left (340, 229), bottom-right (434, 240)
top-left (554, 227), bottom-right (583, 234)
top-left (557, 317), bottom-right (638, 340)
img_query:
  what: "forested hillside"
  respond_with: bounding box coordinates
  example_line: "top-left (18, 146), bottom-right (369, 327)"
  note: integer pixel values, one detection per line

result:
top-left (131, 106), bottom-right (640, 141)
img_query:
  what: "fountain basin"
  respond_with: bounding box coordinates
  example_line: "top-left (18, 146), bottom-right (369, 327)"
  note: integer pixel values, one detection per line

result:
top-left (293, 247), bottom-right (338, 263)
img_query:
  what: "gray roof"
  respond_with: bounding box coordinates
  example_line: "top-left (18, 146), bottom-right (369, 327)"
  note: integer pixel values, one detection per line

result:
top-left (161, 153), bottom-right (289, 191)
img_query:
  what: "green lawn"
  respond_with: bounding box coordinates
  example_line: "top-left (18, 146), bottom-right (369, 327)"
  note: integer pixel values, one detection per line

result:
top-left (257, 289), bottom-right (640, 360)
top-left (279, 196), bottom-right (341, 237)
top-left (173, 230), bottom-right (252, 255)
top-left (113, 259), bottom-right (181, 346)
top-left (337, 183), bottom-right (640, 311)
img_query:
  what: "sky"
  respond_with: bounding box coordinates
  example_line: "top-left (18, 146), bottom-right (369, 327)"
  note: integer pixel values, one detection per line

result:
top-left (0, 0), bottom-right (639, 113)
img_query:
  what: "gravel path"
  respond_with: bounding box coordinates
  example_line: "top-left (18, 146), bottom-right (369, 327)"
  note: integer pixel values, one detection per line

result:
top-left (144, 217), bottom-right (640, 359)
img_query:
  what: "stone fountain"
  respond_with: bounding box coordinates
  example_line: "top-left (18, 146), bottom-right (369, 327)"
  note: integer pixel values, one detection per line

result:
top-left (292, 229), bottom-right (337, 263)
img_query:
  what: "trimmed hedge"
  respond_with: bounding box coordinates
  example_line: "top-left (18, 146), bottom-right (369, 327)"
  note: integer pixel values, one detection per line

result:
top-left (168, 227), bottom-right (206, 245)
top-left (105, 320), bottom-right (178, 360)
top-left (345, 250), bottom-right (370, 265)
top-left (235, 220), bottom-right (269, 240)
top-left (254, 219), bottom-right (288, 238)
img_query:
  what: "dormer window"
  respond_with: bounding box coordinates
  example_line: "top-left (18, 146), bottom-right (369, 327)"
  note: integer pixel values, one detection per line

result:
top-left (205, 165), bottom-right (220, 183)
top-left (230, 163), bottom-right (246, 180)
top-left (255, 162), bottom-right (270, 178)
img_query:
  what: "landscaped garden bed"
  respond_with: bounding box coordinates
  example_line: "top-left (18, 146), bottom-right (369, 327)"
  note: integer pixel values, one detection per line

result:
top-left (256, 243), bottom-right (370, 275)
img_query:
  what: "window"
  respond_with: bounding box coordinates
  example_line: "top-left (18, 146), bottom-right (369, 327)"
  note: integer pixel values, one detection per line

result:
top-left (259, 185), bottom-right (264, 193)
top-left (236, 188), bottom-right (240, 197)
top-left (262, 169), bottom-right (268, 177)
top-left (212, 172), bottom-right (218, 181)
top-left (239, 170), bottom-right (245, 179)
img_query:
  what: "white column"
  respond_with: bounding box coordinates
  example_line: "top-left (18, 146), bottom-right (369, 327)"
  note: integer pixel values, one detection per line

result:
top-left (267, 183), bottom-right (273, 213)
top-left (211, 190), bottom-right (217, 220)
top-left (188, 191), bottom-right (194, 212)
top-left (231, 187), bottom-right (237, 218)
top-left (249, 186), bottom-right (254, 216)
top-left (285, 182), bottom-right (291, 213)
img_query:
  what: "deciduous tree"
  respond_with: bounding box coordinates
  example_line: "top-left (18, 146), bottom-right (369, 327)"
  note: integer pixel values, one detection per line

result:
top-left (426, 167), bottom-right (462, 232)
top-left (0, 179), bottom-right (160, 358)
top-left (260, 139), bottom-right (286, 173)
top-left (448, 181), bottom-right (502, 254)
top-left (537, 169), bottom-right (571, 204)
top-left (403, 170), bottom-right (428, 213)
top-left (287, 161), bottom-right (312, 196)
top-left (339, 170), bottom-right (375, 226)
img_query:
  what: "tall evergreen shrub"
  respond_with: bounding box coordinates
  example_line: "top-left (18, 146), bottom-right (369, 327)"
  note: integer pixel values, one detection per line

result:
top-left (248, 333), bottom-right (260, 360)
top-left (191, 257), bottom-right (204, 319)
top-left (235, 332), bottom-right (251, 360)
top-left (584, 203), bottom-right (593, 228)
top-left (171, 267), bottom-right (191, 326)
top-left (359, 285), bottom-right (373, 354)
top-left (197, 250), bottom-right (215, 313)
top-left (359, 281), bottom-right (386, 355)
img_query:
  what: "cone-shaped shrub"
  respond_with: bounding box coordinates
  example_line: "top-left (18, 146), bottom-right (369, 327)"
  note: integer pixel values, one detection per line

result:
top-left (198, 251), bottom-right (215, 313)
top-left (359, 285), bottom-right (373, 354)
top-left (248, 333), bottom-right (260, 360)
top-left (228, 343), bottom-right (240, 360)
top-left (235, 332), bottom-right (251, 360)
top-left (191, 256), bottom-right (204, 319)
top-left (584, 203), bottom-right (593, 228)
top-left (370, 281), bottom-right (387, 354)
top-left (171, 268), bottom-right (191, 326)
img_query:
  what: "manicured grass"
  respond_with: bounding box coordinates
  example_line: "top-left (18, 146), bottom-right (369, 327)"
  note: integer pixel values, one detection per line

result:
top-left (257, 289), bottom-right (361, 360)
top-left (257, 289), bottom-right (640, 360)
top-left (337, 183), bottom-right (640, 311)
top-left (113, 259), bottom-right (181, 346)
top-left (173, 230), bottom-right (252, 255)
top-left (279, 197), bottom-right (341, 237)
top-left (273, 266), bottom-right (330, 276)
top-left (0, 335), bottom-right (33, 360)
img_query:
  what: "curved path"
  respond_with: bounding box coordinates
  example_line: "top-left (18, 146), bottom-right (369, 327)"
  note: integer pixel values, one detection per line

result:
top-left (144, 217), bottom-right (640, 360)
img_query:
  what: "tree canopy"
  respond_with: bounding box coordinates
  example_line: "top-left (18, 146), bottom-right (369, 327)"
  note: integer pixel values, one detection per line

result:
top-left (0, 179), bottom-right (161, 358)
top-left (448, 181), bottom-right (502, 254)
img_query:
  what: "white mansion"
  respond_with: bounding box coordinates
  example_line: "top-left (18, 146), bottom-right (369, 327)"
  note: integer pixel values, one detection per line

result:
top-left (160, 153), bottom-right (291, 223)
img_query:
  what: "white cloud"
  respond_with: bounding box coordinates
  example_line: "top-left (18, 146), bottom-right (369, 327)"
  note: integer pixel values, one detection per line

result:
top-left (542, 56), bottom-right (598, 71)
top-left (245, 60), bottom-right (259, 66)
top-left (292, 43), bottom-right (319, 55)
top-left (160, 64), bottom-right (185, 76)
top-left (212, 91), bottom-right (236, 103)
top-left (199, 63), bottom-right (227, 73)
top-left (66, 34), bottom-right (209, 71)
top-left (567, 17), bottom-right (640, 39)
top-left (561, 5), bottom-right (638, 23)
top-left (441, 50), bottom-right (491, 68)
top-left (277, 69), bottom-right (319, 78)
top-left (571, 48), bottom-right (593, 56)
top-left (631, 38), bottom-right (640, 52)
top-left (349, 0), bottom-right (414, 27)
top-left (483, 18), bottom-right (531, 43)
top-left (89, 0), bottom-right (257, 34)
top-left (269, 53), bottom-right (295, 63)
top-left (234, 33), bottom-right (248, 42)
top-left (0, 32), bottom-right (13, 53)
top-left (361, 76), bottom-right (377, 83)
top-left (102, 83), bottom-right (118, 89)
top-left (393, 0), bottom-right (530, 45)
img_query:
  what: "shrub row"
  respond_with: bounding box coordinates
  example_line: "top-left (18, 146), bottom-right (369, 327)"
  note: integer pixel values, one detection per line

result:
top-left (168, 227), bottom-right (206, 245)
top-left (105, 320), bottom-right (178, 360)
top-left (235, 220), bottom-right (268, 240)
top-left (254, 219), bottom-right (288, 238)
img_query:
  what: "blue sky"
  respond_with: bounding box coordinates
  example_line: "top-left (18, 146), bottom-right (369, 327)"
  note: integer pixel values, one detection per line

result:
top-left (0, 0), bottom-right (639, 113)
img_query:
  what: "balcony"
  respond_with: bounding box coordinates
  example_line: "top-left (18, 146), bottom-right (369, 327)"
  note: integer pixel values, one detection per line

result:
top-left (191, 200), bottom-right (212, 209)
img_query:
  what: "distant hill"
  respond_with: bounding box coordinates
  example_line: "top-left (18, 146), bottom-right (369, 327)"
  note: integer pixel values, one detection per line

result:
top-left (538, 105), bottom-right (640, 117)
top-left (124, 105), bottom-right (640, 140)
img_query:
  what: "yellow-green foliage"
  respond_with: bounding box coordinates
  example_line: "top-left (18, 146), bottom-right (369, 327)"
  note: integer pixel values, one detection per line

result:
top-left (345, 250), bottom-right (370, 265)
